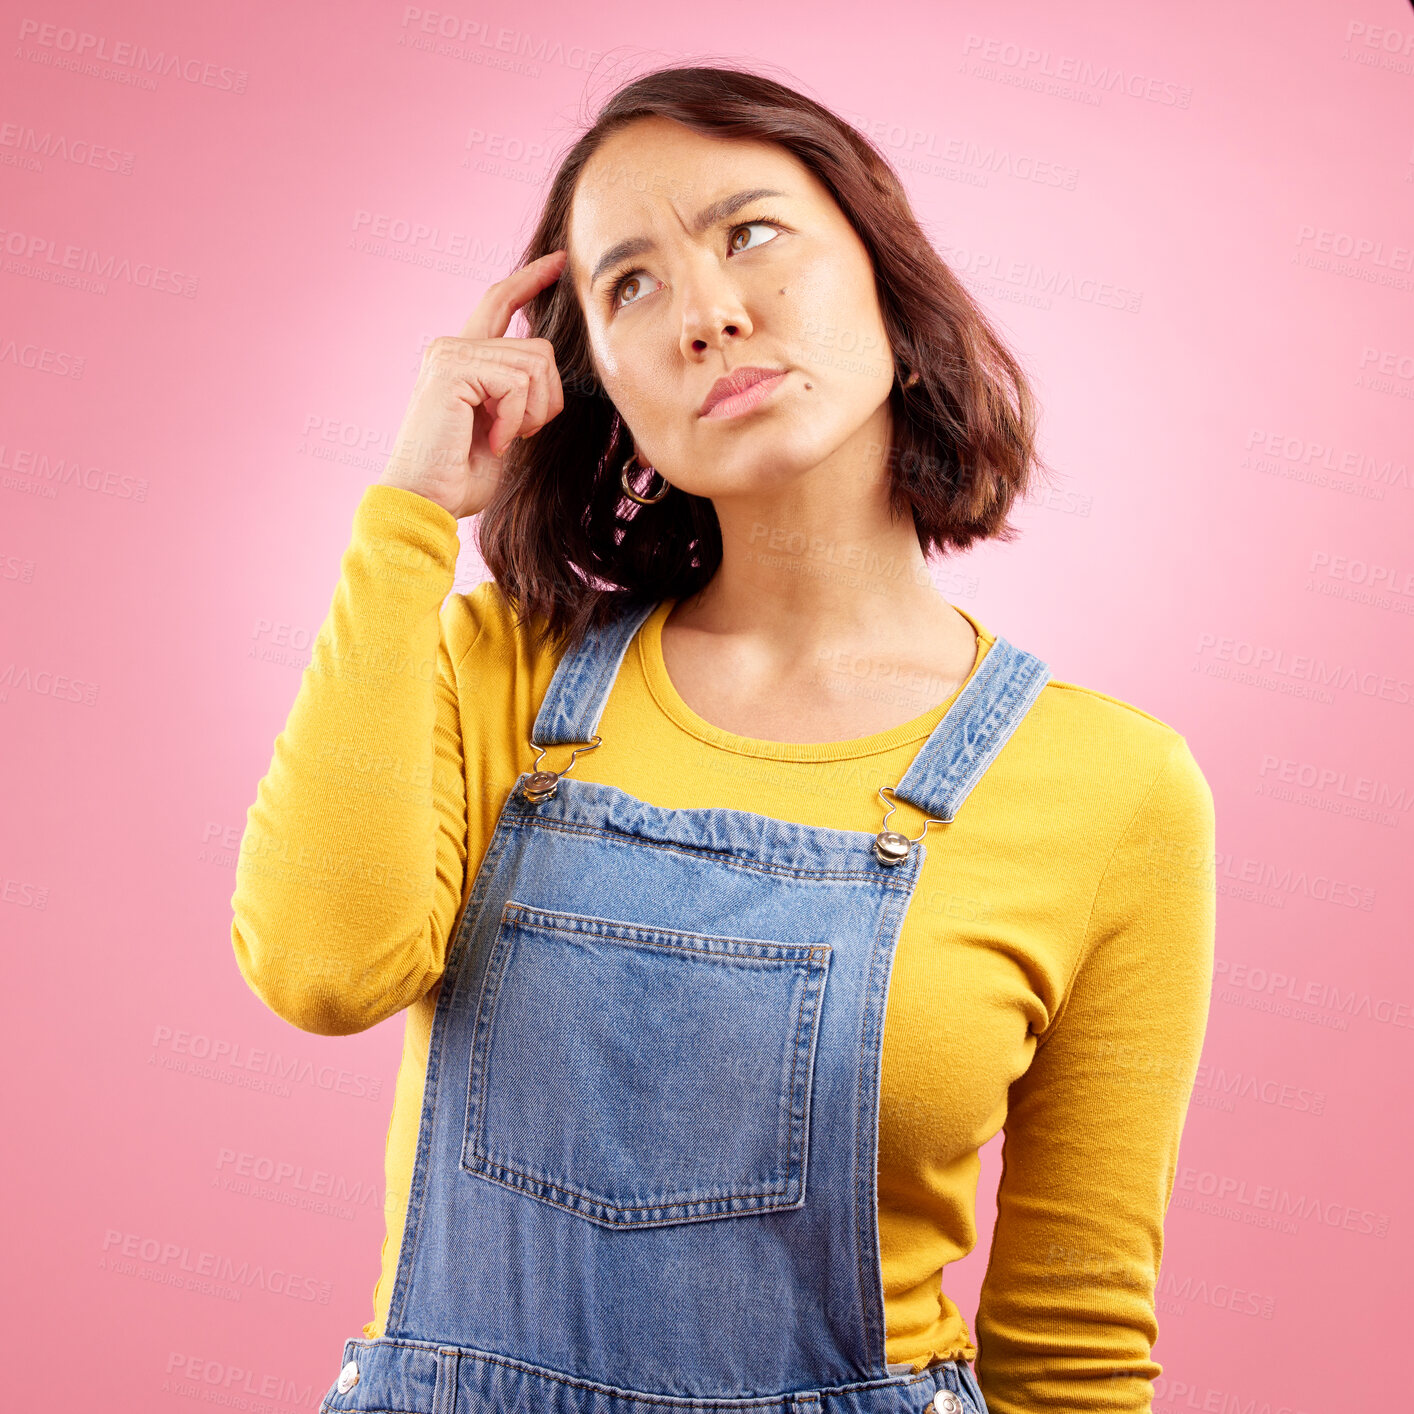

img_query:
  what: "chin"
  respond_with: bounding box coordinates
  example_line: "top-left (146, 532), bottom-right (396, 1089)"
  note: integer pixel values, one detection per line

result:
top-left (707, 447), bottom-right (827, 498)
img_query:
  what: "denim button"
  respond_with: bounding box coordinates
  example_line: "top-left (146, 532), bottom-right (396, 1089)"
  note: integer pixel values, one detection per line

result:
top-left (336, 1360), bottom-right (360, 1394)
top-left (931, 1393), bottom-right (962, 1414)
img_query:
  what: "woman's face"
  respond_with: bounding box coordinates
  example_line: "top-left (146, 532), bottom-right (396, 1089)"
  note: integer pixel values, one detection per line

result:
top-left (567, 115), bottom-right (896, 501)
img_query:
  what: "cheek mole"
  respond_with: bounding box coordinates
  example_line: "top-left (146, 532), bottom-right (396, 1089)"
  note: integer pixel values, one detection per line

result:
top-left (778, 287), bottom-right (805, 386)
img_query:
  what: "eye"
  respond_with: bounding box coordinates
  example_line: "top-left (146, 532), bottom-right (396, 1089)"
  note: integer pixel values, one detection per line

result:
top-left (727, 220), bottom-right (782, 255)
top-left (612, 270), bottom-right (664, 310)
top-left (608, 218), bottom-right (786, 312)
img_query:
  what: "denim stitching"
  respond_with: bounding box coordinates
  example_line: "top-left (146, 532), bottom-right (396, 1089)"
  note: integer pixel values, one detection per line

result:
top-left (324, 1335), bottom-right (944, 1406)
top-left (502, 900), bottom-right (836, 958)
top-left (461, 905), bottom-right (831, 1222)
top-left (509, 813), bottom-right (915, 888)
top-left (387, 783), bottom-right (525, 1332)
top-left (853, 872), bottom-right (918, 1370)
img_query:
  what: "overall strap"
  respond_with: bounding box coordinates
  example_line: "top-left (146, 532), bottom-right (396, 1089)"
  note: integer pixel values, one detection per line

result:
top-left (888, 636), bottom-right (1051, 824)
top-left (531, 598), bottom-right (662, 747)
top-left (530, 599), bottom-right (1050, 830)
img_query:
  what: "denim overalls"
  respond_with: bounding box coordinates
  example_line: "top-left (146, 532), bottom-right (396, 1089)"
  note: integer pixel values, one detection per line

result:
top-left (318, 598), bottom-right (1050, 1414)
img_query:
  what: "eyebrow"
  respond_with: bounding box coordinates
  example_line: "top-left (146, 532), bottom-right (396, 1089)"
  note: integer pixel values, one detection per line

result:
top-left (587, 187), bottom-right (789, 288)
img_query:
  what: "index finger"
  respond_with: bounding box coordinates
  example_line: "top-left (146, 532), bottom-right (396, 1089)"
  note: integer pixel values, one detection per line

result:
top-left (460, 249), bottom-right (569, 342)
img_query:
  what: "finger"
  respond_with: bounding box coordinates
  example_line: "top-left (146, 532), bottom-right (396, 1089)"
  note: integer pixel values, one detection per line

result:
top-left (499, 338), bottom-right (565, 423)
top-left (447, 342), bottom-right (553, 437)
top-left (523, 339), bottom-right (565, 432)
top-left (460, 249), bottom-right (568, 343)
top-left (522, 350), bottom-right (552, 434)
top-left (476, 364), bottom-right (532, 459)
top-left (495, 348), bottom-right (550, 437)
top-left (533, 337), bottom-right (566, 421)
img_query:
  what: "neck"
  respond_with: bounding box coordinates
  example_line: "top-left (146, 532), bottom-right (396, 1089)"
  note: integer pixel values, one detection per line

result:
top-left (672, 407), bottom-right (957, 655)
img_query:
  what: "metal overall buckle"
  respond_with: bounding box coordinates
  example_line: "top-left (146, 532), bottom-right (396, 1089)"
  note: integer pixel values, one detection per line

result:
top-left (873, 785), bottom-right (949, 866)
top-left (520, 735), bottom-right (602, 804)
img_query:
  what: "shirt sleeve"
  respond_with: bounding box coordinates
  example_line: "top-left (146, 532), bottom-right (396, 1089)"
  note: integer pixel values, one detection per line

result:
top-left (230, 483), bottom-right (475, 1036)
top-left (974, 734), bottom-right (1217, 1413)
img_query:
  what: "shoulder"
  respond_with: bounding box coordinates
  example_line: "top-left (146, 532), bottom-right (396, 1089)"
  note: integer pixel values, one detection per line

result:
top-left (967, 607), bottom-right (1199, 802)
top-left (1011, 673), bottom-right (1216, 965)
top-left (438, 577), bottom-right (507, 659)
top-left (438, 577), bottom-right (567, 681)
top-left (1037, 670), bottom-right (1185, 742)
top-left (1032, 669), bottom-right (1192, 763)
top-left (1017, 666), bottom-right (1214, 838)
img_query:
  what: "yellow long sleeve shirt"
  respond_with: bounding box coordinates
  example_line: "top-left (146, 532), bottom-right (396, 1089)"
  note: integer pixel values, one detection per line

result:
top-left (231, 483), bottom-right (1216, 1414)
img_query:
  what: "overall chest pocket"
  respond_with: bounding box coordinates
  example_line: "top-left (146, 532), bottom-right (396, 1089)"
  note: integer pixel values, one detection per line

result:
top-left (460, 899), bottom-right (832, 1229)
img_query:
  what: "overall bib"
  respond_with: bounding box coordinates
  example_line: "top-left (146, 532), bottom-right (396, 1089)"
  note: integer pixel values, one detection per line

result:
top-left (318, 598), bottom-right (1050, 1414)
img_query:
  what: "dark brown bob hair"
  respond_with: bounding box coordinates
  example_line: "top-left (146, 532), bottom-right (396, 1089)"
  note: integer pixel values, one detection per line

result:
top-left (477, 62), bottom-right (1052, 654)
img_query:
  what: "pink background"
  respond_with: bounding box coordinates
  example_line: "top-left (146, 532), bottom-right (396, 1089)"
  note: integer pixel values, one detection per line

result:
top-left (4, 1), bottom-right (1411, 1409)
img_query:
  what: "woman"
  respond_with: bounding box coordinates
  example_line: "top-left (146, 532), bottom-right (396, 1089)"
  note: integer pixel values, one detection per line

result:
top-left (232, 64), bottom-right (1216, 1414)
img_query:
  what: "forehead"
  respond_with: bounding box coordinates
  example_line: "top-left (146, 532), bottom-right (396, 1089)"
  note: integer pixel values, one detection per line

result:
top-left (567, 118), bottom-right (823, 282)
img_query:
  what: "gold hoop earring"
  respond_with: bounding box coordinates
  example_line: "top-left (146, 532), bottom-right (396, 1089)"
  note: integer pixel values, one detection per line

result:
top-left (620, 453), bottom-right (670, 505)
top-left (900, 364), bottom-right (920, 389)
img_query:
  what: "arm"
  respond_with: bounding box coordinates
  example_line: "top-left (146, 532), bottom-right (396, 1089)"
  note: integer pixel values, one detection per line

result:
top-left (230, 483), bottom-right (476, 1036)
top-left (975, 735), bottom-right (1217, 1413)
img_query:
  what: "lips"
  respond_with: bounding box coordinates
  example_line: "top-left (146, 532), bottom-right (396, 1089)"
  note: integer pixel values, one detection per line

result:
top-left (698, 366), bottom-right (788, 418)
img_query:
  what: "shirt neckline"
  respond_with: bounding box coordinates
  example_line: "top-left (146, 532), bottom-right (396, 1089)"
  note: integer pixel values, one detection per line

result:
top-left (636, 597), bottom-right (996, 763)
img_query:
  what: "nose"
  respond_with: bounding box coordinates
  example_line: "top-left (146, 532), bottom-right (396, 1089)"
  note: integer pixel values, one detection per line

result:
top-left (677, 249), bottom-right (754, 362)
